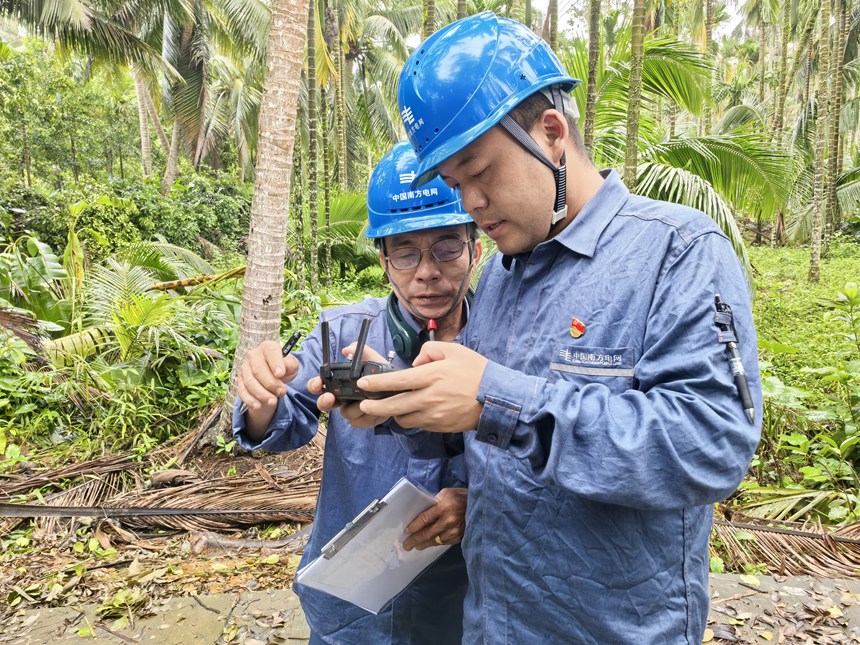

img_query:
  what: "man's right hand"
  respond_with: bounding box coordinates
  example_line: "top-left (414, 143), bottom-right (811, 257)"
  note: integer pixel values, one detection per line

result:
top-left (237, 341), bottom-right (301, 423)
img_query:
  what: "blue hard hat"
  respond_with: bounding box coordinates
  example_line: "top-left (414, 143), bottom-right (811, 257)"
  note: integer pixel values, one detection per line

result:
top-left (366, 141), bottom-right (472, 238)
top-left (398, 12), bottom-right (582, 184)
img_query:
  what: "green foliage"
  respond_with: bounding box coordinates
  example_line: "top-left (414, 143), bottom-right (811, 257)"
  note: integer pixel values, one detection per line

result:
top-left (1, 173), bottom-right (252, 263)
top-left (751, 240), bottom-right (860, 395)
top-left (740, 243), bottom-right (860, 524)
top-left (0, 42), bottom-right (140, 189)
top-left (0, 234), bottom-right (71, 331)
top-left (0, 230), bottom-right (242, 451)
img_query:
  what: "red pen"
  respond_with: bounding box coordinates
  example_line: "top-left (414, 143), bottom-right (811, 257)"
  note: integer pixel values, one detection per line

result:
top-left (427, 319), bottom-right (437, 342)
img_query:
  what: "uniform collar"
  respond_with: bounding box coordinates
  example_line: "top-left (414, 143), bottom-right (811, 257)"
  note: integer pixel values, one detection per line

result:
top-left (502, 169), bottom-right (629, 270)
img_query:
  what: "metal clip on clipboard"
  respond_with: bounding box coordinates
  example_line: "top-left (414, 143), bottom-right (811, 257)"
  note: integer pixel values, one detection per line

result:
top-left (321, 498), bottom-right (388, 559)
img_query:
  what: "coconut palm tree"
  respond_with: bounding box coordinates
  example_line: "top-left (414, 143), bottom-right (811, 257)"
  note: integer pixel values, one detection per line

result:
top-left (0, 0), bottom-right (168, 73)
top-left (809, 0), bottom-right (829, 283)
top-left (624, 0), bottom-right (646, 188)
top-left (152, 0), bottom-right (270, 194)
top-left (307, 0), bottom-right (319, 290)
top-left (563, 21), bottom-right (792, 282)
top-left (584, 0), bottom-right (601, 154)
top-left (213, 0), bottom-right (310, 440)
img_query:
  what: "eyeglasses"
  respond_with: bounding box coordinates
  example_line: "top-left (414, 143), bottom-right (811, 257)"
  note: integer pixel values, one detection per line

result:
top-left (386, 238), bottom-right (470, 270)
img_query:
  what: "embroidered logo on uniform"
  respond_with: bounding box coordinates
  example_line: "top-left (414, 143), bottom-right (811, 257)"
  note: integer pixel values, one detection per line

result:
top-left (551, 346), bottom-right (634, 378)
top-left (569, 317), bottom-right (586, 338)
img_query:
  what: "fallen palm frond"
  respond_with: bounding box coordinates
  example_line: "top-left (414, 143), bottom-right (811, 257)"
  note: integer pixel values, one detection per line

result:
top-left (144, 266), bottom-right (246, 291)
top-left (0, 306), bottom-right (42, 352)
top-left (714, 507), bottom-right (860, 578)
top-left (107, 470), bottom-right (318, 531)
top-left (0, 410), bottom-right (218, 501)
top-left (0, 469), bottom-right (137, 537)
top-left (1, 408), bottom-right (324, 538)
top-left (0, 454), bottom-right (139, 499)
top-left (729, 485), bottom-right (845, 523)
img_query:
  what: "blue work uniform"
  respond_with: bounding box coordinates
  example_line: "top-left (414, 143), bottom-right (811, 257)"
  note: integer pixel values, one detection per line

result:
top-left (232, 297), bottom-right (468, 645)
top-left (401, 170), bottom-right (762, 644)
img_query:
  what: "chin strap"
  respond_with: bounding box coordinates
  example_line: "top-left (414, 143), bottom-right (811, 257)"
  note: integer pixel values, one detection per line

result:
top-left (499, 85), bottom-right (573, 229)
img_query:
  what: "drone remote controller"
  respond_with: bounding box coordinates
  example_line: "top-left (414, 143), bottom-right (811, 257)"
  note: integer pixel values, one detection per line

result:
top-left (320, 319), bottom-right (405, 402)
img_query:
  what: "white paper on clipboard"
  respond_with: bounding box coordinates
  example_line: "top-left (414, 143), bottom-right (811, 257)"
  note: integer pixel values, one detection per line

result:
top-left (293, 477), bottom-right (450, 614)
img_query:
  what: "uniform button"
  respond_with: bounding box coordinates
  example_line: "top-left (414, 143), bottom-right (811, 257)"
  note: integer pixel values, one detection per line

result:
top-left (486, 433), bottom-right (498, 444)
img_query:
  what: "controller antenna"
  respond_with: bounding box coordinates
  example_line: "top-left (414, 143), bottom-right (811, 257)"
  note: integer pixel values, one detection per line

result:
top-left (350, 319), bottom-right (371, 380)
top-left (320, 321), bottom-right (332, 380)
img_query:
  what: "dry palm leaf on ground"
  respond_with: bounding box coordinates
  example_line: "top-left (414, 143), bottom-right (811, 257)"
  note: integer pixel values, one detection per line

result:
top-left (714, 506), bottom-right (860, 578)
top-left (105, 469), bottom-right (318, 532)
top-left (1, 412), bottom-right (324, 537)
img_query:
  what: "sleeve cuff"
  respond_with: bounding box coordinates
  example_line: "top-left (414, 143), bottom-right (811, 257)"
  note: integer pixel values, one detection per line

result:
top-left (475, 361), bottom-right (537, 450)
top-left (231, 397), bottom-right (291, 451)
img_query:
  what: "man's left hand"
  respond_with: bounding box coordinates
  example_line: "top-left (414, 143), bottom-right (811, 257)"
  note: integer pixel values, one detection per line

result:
top-left (355, 342), bottom-right (487, 433)
top-left (403, 487), bottom-right (468, 551)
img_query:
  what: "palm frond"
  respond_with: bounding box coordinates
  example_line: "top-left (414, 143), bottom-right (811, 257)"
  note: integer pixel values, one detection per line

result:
top-left (0, 0), bottom-right (175, 77)
top-left (644, 131), bottom-right (792, 221)
top-left (85, 259), bottom-right (158, 326)
top-left (713, 104), bottom-right (766, 134)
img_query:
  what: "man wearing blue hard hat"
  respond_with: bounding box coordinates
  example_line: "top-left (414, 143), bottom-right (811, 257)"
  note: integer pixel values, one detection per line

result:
top-left (233, 141), bottom-right (481, 644)
top-left (347, 11), bottom-right (762, 644)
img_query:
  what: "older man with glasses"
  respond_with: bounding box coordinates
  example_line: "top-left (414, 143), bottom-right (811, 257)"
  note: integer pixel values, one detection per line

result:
top-left (233, 140), bottom-right (481, 645)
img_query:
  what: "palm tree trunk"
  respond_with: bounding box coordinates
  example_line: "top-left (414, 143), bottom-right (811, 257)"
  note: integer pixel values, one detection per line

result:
top-left (702, 0), bottom-right (714, 135)
top-left (293, 148), bottom-right (306, 279)
top-left (549, 0), bottom-right (558, 51)
top-left (360, 60), bottom-right (372, 178)
top-left (132, 67), bottom-right (153, 176)
top-left (584, 0), bottom-right (601, 155)
top-left (307, 0), bottom-right (319, 291)
top-left (162, 119), bottom-right (182, 195)
top-left (772, 0), bottom-right (790, 138)
top-left (333, 10), bottom-right (347, 190)
top-left (21, 120), bottom-right (31, 188)
top-left (809, 0), bottom-right (830, 283)
top-left (70, 132), bottom-right (80, 184)
top-left (144, 91), bottom-right (170, 154)
top-left (213, 0), bottom-right (311, 442)
top-left (321, 87), bottom-right (332, 289)
top-left (624, 0), bottom-right (646, 190)
top-left (424, 0), bottom-right (436, 38)
top-left (458, 0), bottom-right (467, 20)
top-left (838, 1), bottom-right (850, 181)
top-left (828, 0), bottom-right (845, 232)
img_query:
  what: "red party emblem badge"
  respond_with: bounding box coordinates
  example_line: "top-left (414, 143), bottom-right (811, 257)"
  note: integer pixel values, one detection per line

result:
top-left (569, 317), bottom-right (586, 338)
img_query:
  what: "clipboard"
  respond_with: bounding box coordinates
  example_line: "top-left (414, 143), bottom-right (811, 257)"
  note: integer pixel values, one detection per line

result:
top-left (293, 477), bottom-right (450, 614)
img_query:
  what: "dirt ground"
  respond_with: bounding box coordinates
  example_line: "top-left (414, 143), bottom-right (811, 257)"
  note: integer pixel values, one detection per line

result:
top-left (4, 439), bottom-right (860, 643)
top-left (4, 573), bottom-right (860, 644)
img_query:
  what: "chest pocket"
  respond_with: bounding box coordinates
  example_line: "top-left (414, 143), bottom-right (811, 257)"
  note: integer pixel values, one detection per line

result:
top-left (549, 342), bottom-right (635, 393)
